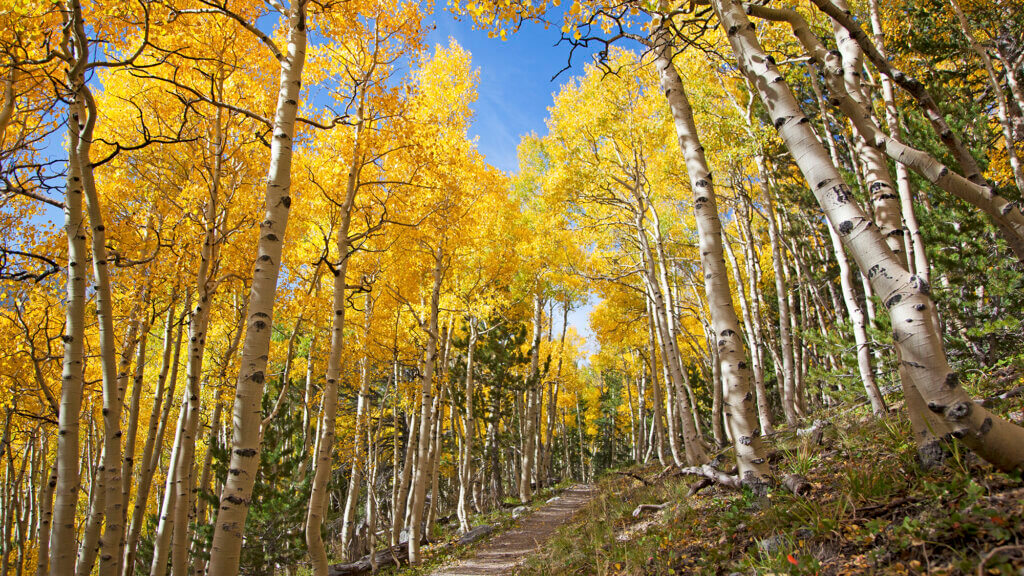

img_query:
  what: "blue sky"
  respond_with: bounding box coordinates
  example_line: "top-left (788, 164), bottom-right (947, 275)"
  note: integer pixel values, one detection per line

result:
top-left (424, 13), bottom-right (601, 356)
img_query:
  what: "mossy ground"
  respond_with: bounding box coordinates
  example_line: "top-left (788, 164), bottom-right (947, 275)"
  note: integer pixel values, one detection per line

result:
top-left (516, 378), bottom-right (1024, 576)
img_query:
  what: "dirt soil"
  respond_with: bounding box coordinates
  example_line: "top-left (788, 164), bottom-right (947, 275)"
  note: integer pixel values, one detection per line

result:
top-left (429, 485), bottom-right (596, 576)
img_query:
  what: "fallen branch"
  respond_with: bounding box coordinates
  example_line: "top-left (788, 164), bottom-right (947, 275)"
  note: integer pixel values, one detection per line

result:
top-left (854, 496), bottom-right (914, 520)
top-left (457, 524), bottom-right (495, 545)
top-left (977, 545), bottom-right (1024, 576)
top-left (782, 474), bottom-right (812, 496)
top-left (678, 464), bottom-right (742, 489)
top-left (796, 420), bottom-right (828, 446)
top-left (615, 471), bottom-right (653, 486)
top-left (978, 386), bottom-right (1024, 407)
top-left (654, 464), bottom-right (676, 481)
top-left (687, 478), bottom-right (714, 497)
top-left (631, 502), bottom-right (668, 517)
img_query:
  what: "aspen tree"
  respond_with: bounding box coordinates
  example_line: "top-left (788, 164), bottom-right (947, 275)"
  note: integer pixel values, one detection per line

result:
top-left (714, 0), bottom-right (1024, 471)
top-left (407, 245), bottom-right (444, 564)
top-left (306, 89), bottom-right (366, 576)
top-left (207, 2), bottom-right (309, 573)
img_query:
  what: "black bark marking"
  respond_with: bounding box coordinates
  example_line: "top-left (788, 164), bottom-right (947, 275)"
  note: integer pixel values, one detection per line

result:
top-left (927, 401), bottom-right (945, 413)
top-left (234, 447), bottom-right (258, 457)
top-left (945, 401), bottom-right (972, 421)
top-left (884, 294), bottom-right (902, 308)
top-left (945, 372), bottom-right (960, 388)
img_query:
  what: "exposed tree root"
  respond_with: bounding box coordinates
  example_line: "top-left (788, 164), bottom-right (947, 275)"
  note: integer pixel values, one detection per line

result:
top-left (631, 502), bottom-right (668, 517)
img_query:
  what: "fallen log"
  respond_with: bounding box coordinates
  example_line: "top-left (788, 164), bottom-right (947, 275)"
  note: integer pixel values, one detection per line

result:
top-left (782, 473), bottom-right (811, 496)
top-left (328, 537), bottom-right (428, 576)
top-left (687, 478), bottom-right (713, 497)
top-left (327, 525), bottom-right (495, 576)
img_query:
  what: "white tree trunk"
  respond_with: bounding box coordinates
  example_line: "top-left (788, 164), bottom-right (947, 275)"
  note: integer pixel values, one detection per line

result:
top-left (407, 246), bottom-right (444, 564)
top-left (51, 109), bottom-right (88, 576)
top-left (207, 4), bottom-right (308, 574)
top-left (307, 95), bottom-right (365, 575)
top-left (654, 31), bottom-right (768, 482)
top-left (717, 0), bottom-right (1024, 470)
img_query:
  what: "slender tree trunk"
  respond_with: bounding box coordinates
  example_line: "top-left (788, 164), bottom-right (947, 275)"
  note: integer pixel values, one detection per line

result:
top-left (392, 408), bottom-right (416, 546)
top-left (949, 0), bottom-right (1024, 193)
top-left (408, 246), bottom-right (445, 564)
top-left (654, 33), bottom-right (769, 483)
top-left (36, 448), bottom-right (55, 576)
top-left (456, 320), bottom-right (477, 533)
top-left (867, 0), bottom-right (929, 279)
top-left (51, 105), bottom-right (88, 576)
top-left (805, 0), bottom-right (1024, 259)
top-left (308, 96), bottom-right (366, 573)
top-left (519, 295), bottom-right (543, 502)
top-left (756, 158), bottom-right (798, 427)
top-left (827, 220), bottom-right (888, 415)
top-left (208, 4), bottom-right (309, 574)
top-left (123, 294), bottom-right (181, 576)
top-left (150, 374), bottom-right (190, 576)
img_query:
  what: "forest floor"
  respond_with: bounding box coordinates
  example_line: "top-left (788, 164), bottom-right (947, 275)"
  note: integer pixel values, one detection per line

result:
top-left (426, 485), bottom-right (597, 576)
top-left (511, 378), bottom-right (1024, 575)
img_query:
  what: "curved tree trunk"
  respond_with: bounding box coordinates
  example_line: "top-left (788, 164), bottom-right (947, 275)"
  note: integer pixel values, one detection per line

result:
top-left (716, 0), bottom-right (1024, 471)
top-left (654, 31), bottom-right (770, 484)
top-left (207, 4), bottom-right (308, 575)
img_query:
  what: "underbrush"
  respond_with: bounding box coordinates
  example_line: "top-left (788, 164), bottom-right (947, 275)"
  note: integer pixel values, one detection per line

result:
top-left (517, 376), bottom-right (1024, 576)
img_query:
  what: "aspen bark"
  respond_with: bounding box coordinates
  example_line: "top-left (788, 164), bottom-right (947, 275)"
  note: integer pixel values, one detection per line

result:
top-left (392, 409), bottom-right (415, 546)
top-left (408, 246), bottom-right (444, 564)
top-left (67, 43), bottom-right (124, 575)
top-left (208, 3), bottom-right (308, 573)
top-left (456, 320), bottom-right (478, 534)
top-left (828, 0), bottom-right (906, 262)
top-left (806, 0), bottom-right (1024, 259)
top-left (640, 208), bottom-right (708, 465)
top-left (764, 180), bottom-right (798, 427)
top-left (827, 221), bottom-right (888, 415)
top-left (35, 452), bottom-right (55, 576)
top-left (338, 290), bottom-right (375, 560)
top-left (519, 294), bottom-right (543, 502)
top-left (654, 32), bottom-right (769, 483)
top-left (866, 0), bottom-right (929, 280)
top-left (150, 378), bottom-right (189, 576)
top-left (123, 295), bottom-right (181, 576)
top-left (736, 193), bottom-right (774, 434)
top-left (52, 104), bottom-right (88, 576)
top-left (169, 154), bottom-right (224, 576)
top-left (717, 0), bottom-right (1024, 471)
top-left (723, 229), bottom-right (772, 434)
top-left (307, 94), bottom-right (365, 575)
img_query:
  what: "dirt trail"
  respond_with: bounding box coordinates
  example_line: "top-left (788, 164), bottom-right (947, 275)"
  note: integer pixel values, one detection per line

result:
top-left (429, 485), bottom-right (596, 576)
